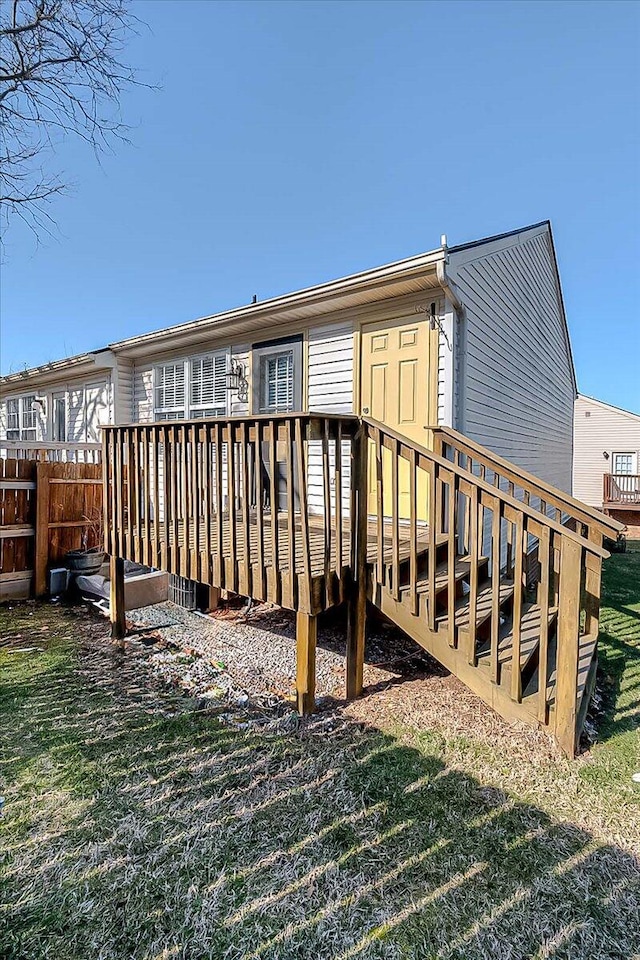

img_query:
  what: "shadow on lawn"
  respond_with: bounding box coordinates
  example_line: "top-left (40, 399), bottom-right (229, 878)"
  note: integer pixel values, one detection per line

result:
top-left (1, 615), bottom-right (639, 960)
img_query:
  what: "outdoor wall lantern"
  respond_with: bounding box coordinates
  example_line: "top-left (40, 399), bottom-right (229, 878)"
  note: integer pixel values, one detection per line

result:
top-left (227, 359), bottom-right (249, 403)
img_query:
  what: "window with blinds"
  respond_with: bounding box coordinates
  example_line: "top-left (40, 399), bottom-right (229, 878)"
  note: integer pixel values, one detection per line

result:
top-left (154, 353), bottom-right (228, 421)
top-left (154, 362), bottom-right (186, 420)
top-left (190, 355), bottom-right (227, 417)
top-left (262, 352), bottom-right (294, 412)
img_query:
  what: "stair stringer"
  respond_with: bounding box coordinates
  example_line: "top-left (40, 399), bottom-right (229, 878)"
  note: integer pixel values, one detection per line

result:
top-left (371, 582), bottom-right (543, 732)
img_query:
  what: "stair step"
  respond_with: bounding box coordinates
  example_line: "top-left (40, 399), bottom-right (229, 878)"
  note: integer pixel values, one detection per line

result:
top-left (477, 603), bottom-right (558, 671)
top-left (399, 555), bottom-right (489, 597)
top-left (439, 579), bottom-right (515, 632)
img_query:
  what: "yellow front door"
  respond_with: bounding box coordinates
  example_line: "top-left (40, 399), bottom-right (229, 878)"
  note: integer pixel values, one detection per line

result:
top-left (360, 315), bottom-right (435, 520)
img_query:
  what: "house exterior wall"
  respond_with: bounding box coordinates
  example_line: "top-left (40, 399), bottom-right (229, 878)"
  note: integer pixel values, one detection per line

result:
top-left (573, 394), bottom-right (640, 507)
top-left (448, 226), bottom-right (575, 494)
top-left (0, 374), bottom-right (112, 444)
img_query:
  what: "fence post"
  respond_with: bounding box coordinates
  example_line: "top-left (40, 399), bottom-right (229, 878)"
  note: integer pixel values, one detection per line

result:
top-left (346, 423), bottom-right (368, 699)
top-left (554, 536), bottom-right (582, 757)
top-left (34, 462), bottom-right (51, 597)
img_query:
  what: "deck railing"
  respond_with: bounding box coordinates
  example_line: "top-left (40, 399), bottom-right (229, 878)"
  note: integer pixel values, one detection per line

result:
top-left (0, 440), bottom-right (102, 463)
top-left (363, 418), bottom-right (619, 757)
top-left (603, 473), bottom-right (640, 507)
top-left (103, 414), bottom-right (359, 615)
top-left (103, 412), bottom-right (623, 755)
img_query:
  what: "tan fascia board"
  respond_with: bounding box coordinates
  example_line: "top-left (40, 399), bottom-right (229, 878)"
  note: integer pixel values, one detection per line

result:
top-left (109, 249), bottom-right (445, 359)
top-left (0, 350), bottom-right (115, 397)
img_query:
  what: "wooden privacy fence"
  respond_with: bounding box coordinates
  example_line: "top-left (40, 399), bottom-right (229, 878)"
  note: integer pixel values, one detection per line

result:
top-left (0, 458), bottom-right (37, 600)
top-left (0, 441), bottom-right (102, 463)
top-left (0, 458), bottom-right (103, 600)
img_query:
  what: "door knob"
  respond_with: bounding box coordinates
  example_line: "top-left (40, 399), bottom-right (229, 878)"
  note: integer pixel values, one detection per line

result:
top-left (363, 407), bottom-right (369, 414)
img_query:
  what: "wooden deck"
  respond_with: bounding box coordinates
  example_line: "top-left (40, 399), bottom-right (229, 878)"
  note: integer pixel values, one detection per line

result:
top-left (123, 510), bottom-right (431, 612)
top-left (103, 413), bottom-right (623, 756)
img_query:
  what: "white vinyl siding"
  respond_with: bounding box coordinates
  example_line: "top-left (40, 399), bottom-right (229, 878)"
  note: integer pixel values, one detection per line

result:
top-left (449, 227), bottom-right (575, 493)
top-left (573, 395), bottom-right (640, 506)
top-left (67, 379), bottom-right (111, 442)
top-left (307, 320), bottom-right (354, 514)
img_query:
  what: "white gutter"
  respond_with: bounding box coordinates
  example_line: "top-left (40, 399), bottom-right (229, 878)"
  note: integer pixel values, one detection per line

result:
top-left (436, 245), bottom-right (465, 319)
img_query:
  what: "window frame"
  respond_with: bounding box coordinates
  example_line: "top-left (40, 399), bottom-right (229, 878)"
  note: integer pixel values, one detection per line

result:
top-left (252, 335), bottom-right (303, 415)
top-left (612, 451), bottom-right (637, 476)
top-left (5, 394), bottom-right (38, 441)
top-left (153, 349), bottom-right (230, 422)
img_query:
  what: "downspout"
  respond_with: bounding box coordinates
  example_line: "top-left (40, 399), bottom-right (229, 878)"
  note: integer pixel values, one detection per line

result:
top-left (435, 241), bottom-right (465, 431)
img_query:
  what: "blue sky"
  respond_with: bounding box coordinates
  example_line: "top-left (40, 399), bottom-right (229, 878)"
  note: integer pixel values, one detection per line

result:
top-left (1, 0), bottom-right (639, 410)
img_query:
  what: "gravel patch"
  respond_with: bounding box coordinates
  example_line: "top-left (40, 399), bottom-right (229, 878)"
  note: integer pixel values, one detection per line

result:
top-left (125, 599), bottom-right (442, 724)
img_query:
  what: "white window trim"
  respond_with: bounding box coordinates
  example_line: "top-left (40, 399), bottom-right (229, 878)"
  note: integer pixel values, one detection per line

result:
top-left (153, 348), bottom-right (231, 421)
top-left (5, 393), bottom-right (38, 441)
top-left (612, 451), bottom-right (638, 475)
top-left (252, 337), bottom-right (303, 415)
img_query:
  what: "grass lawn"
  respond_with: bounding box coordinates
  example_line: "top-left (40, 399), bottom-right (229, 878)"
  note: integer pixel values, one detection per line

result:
top-left (1, 547), bottom-right (639, 960)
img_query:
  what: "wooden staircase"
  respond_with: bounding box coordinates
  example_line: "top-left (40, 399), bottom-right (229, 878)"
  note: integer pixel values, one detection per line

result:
top-left (102, 413), bottom-right (623, 758)
top-left (362, 419), bottom-right (622, 756)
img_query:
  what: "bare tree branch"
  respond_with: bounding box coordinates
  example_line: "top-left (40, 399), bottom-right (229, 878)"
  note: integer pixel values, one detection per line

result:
top-left (0, 0), bottom-right (148, 239)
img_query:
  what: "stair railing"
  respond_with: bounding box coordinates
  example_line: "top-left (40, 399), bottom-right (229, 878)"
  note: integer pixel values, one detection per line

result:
top-left (362, 416), bottom-right (613, 756)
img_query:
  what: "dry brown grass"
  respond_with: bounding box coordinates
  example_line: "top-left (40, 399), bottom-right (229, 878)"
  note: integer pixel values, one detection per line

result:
top-left (1, 571), bottom-right (639, 959)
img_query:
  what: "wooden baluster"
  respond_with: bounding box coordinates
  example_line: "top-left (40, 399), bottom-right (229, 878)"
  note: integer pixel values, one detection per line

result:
top-left (510, 511), bottom-right (524, 702)
top-left (112, 430), bottom-right (120, 559)
top-left (322, 420), bottom-right (332, 605)
top-left (268, 420), bottom-right (280, 604)
top-left (202, 425), bottom-right (211, 583)
top-left (160, 426), bottom-right (168, 572)
top-left (477, 463), bottom-right (486, 556)
top-left (151, 427), bottom-right (159, 569)
top-left (240, 420), bottom-right (251, 595)
top-left (427, 461), bottom-right (437, 633)
top-left (125, 428), bottom-right (133, 559)
top-left (490, 495), bottom-right (501, 684)
top-left (295, 418), bottom-right (312, 612)
top-left (506, 480), bottom-right (515, 571)
top-left (180, 424), bottom-right (189, 578)
top-left (409, 445), bottom-right (417, 616)
top-left (144, 429), bottom-right (152, 567)
top-left (214, 422), bottom-right (223, 586)
top-left (467, 483), bottom-right (479, 664)
top-left (254, 420), bottom-right (265, 600)
top-left (227, 422), bottom-right (237, 593)
top-left (584, 530), bottom-right (603, 640)
top-left (346, 422), bottom-right (367, 700)
top-left (335, 422), bottom-right (343, 580)
top-left (170, 426), bottom-right (179, 575)
top-left (391, 436), bottom-right (400, 601)
top-left (537, 524), bottom-right (551, 721)
top-left (375, 427), bottom-right (384, 585)
top-left (133, 427), bottom-right (141, 562)
top-left (285, 418), bottom-right (296, 609)
top-left (555, 537), bottom-right (582, 757)
top-left (191, 424), bottom-right (200, 582)
top-left (447, 471), bottom-right (457, 646)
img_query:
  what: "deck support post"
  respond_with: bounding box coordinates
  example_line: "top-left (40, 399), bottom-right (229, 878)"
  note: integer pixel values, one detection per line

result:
top-left (110, 554), bottom-right (126, 647)
top-left (296, 610), bottom-right (317, 715)
top-left (554, 537), bottom-right (582, 758)
top-left (346, 423), bottom-right (368, 700)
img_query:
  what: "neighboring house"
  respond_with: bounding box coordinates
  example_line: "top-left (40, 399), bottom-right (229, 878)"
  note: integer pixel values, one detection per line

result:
top-left (0, 350), bottom-right (121, 447)
top-left (1, 220), bottom-right (577, 496)
top-left (573, 394), bottom-right (640, 538)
